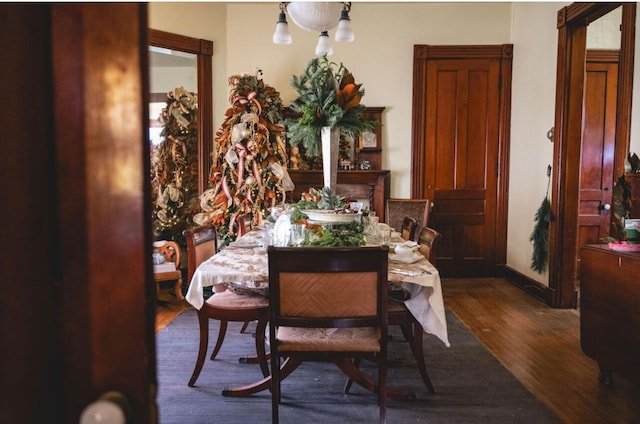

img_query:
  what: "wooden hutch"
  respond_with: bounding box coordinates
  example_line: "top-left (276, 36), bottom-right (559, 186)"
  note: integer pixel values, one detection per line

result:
top-left (286, 107), bottom-right (390, 221)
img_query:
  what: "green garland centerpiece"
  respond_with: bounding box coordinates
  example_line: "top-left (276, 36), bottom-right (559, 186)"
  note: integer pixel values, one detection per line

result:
top-left (287, 187), bottom-right (365, 247)
top-left (285, 56), bottom-right (377, 159)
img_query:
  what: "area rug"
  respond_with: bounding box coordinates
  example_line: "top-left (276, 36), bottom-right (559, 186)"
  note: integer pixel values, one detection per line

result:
top-left (156, 308), bottom-right (560, 423)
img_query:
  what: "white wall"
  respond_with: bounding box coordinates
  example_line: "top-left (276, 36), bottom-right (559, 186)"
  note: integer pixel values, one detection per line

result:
top-left (149, 2), bottom-right (571, 286)
top-left (225, 2), bottom-right (512, 196)
top-left (507, 2), bottom-right (567, 285)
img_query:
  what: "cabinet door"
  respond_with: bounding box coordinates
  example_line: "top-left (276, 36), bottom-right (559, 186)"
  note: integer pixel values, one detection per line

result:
top-left (580, 246), bottom-right (640, 381)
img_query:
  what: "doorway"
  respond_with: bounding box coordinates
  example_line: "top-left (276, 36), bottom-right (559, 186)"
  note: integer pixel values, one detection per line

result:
top-left (550, 3), bottom-right (635, 308)
top-left (411, 45), bottom-right (512, 278)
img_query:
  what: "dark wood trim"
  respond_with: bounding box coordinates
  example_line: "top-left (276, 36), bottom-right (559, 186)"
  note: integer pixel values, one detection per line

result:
top-left (615, 4), bottom-right (636, 179)
top-left (549, 2), bottom-right (635, 308)
top-left (150, 92), bottom-right (168, 103)
top-left (413, 44), bottom-right (511, 60)
top-left (411, 45), bottom-right (427, 197)
top-left (503, 266), bottom-right (556, 306)
top-left (586, 49), bottom-right (619, 63)
top-left (495, 45), bottom-right (513, 266)
top-left (149, 28), bottom-right (213, 194)
top-left (559, 3), bottom-right (621, 29)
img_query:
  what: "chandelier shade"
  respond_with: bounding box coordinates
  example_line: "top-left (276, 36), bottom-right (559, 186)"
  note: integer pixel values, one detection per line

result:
top-left (286, 2), bottom-right (343, 32)
top-left (272, 2), bottom-right (354, 56)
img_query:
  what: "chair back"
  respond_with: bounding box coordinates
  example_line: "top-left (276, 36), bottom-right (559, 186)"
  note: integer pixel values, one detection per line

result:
top-left (268, 246), bottom-right (389, 330)
top-left (400, 216), bottom-right (419, 242)
top-left (267, 246), bottom-right (389, 423)
top-left (418, 226), bottom-right (442, 267)
top-left (385, 198), bottom-right (432, 233)
top-left (155, 241), bottom-right (181, 269)
top-left (237, 213), bottom-right (253, 237)
top-left (182, 225), bottom-right (218, 282)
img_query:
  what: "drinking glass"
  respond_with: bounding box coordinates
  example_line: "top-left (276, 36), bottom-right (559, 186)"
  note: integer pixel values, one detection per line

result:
top-left (290, 224), bottom-right (306, 247)
top-left (380, 229), bottom-right (392, 246)
top-left (365, 216), bottom-right (380, 244)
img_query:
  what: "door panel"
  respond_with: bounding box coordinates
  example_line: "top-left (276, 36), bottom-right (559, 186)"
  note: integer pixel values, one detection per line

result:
top-left (576, 55), bottom-right (618, 277)
top-left (422, 56), bottom-right (501, 277)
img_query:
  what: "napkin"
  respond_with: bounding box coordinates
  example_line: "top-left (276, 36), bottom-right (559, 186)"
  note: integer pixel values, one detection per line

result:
top-left (389, 251), bottom-right (424, 264)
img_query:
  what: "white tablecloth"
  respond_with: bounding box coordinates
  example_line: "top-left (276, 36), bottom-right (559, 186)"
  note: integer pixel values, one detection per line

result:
top-left (185, 227), bottom-right (450, 347)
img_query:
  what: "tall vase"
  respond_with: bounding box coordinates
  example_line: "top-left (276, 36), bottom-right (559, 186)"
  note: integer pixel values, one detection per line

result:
top-left (321, 126), bottom-right (340, 192)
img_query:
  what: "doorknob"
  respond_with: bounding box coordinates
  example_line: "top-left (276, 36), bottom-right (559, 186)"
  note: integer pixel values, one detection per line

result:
top-left (599, 203), bottom-right (611, 213)
top-left (80, 391), bottom-right (129, 424)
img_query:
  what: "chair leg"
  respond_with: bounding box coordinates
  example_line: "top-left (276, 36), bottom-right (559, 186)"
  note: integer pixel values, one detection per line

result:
top-left (240, 320), bottom-right (251, 333)
top-left (209, 320), bottom-right (228, 361)
top-left (408, 321), bottom-right (436, 394)
top-left (188, 309), bottom-right (209, 387)
top-left (343, 357), bottom-right (361, 394)
top-left (271, 351), bottom-right (280, 424)
top-left (174, 276), bottom-right (184, 301)
top-left (254, 315), bottom-right (270, 378)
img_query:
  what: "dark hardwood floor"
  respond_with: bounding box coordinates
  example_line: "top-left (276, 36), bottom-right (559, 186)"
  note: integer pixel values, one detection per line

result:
top-left (156, 278), bottom-right (640, 423)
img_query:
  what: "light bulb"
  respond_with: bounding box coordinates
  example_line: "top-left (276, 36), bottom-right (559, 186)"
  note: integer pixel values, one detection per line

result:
top-left (272, 12), bottom-right (292, 44)
top-left (315, 31), bottom-right (333, 56)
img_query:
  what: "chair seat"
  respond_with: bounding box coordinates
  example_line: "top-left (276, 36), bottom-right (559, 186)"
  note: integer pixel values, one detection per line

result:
top-left (154, 270), bottom-right (181, 282)
top-left (206, 290), bottom-right (268, 310)
top-left (277, 327), bottom-right (381, 352)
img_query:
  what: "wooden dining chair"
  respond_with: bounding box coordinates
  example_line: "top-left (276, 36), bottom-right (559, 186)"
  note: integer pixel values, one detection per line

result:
top-left (400, 216), bottom-right (419, 242)
top-left (345, 225), bottom-right (442, 396)
top-left (385, 198), bottom-right (432, 233)
top-left (417, 226), bottom-right (442, 268)
top-left (388, 227), bottom-right (442, 394)
top-left (153, 240), bottom-right (184, 301)
top-left (183, 224), bottom-right (270, 387)
top-left (268, 246), bottom-right (389, 424)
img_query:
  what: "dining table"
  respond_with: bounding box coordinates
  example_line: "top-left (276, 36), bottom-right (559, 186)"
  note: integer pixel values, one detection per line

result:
top-left (184, 221), bottom-right (450, 398)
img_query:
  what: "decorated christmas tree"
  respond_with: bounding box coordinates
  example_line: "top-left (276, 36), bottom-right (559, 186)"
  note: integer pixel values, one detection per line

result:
top-left (194, 71), bottom-right (293, 246)
top-left (151, 87), bottom-right (200, 246)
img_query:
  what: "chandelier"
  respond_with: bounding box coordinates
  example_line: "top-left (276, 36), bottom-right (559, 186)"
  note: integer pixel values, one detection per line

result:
top-left (272, 2), bottom-right (354, 56)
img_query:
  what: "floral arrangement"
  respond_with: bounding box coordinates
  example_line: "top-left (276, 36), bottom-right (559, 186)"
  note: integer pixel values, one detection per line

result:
top-left (286, 187), bottom-right (364, 247)
top-left (285, 56), bottom-right (377, 158)
top-left (193, 71), bottom-right (293, 246)
top-left (151, 87), bottom-right (200, 245)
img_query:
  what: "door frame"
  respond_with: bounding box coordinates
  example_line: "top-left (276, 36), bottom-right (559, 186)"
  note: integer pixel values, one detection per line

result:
top-left (1, 4), bottom-right (157, 422)
top-left (411, 44), bottom-right (513, 271)
top-left (550, 2), bottom-right (635, 308)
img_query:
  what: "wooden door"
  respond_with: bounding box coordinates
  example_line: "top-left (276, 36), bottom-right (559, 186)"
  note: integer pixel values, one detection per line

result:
top-left (412, 45), bottom-right (512, 277)
top-left (1, 4), bottom-right (157, 423)
top-left (576, 51), bottom-right (618, 277)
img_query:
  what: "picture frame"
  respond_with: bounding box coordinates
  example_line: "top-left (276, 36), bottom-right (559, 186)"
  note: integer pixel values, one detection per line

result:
top-left (361, 131), bottom-right (377, 149)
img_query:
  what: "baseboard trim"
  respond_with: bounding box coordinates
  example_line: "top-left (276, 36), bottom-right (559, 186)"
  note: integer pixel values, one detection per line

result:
top-left (503, 266), bottom-right (555, 306)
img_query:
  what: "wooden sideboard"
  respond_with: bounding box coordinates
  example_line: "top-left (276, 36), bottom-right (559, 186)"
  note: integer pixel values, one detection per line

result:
top-left (580, 244), bottom-right (640, 385)
top-left (287, 170), bottom-right (390, 221)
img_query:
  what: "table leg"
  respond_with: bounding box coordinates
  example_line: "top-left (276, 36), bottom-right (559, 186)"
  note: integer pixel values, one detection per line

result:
top-left (221, 357), bottom-right (299, 397)
top-left (223, 356), bottom-right (415, 401)
top-left (334, 357), bottom-right (416, 401)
